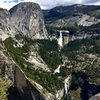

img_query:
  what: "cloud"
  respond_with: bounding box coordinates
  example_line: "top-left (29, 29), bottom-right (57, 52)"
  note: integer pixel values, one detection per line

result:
top-left (82, 0), bottom-right (100, 3)
top-left (0, 0), bottom-right (25, 9)
top-left (0, 0), bottom-right (100, 10)
top-left (24, 0), bottom-right (83, 9)
top-left (93, 1), bottom-right (100, 5)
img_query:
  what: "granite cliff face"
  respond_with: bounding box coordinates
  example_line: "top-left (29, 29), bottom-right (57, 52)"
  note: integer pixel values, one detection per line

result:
top-left (0, 41), bottom-right (46, 100)
top-left (0, 2), bottom-right (48, 41)
top-left (0, 2), bottom-right (49, 100)
top-left (9, 2), bottom-right (48, 39)
top-left (0, 41), bottom-right (15, 81)
top-left (0, 8), bottom-right (15, 41)
top-left (0, 2), bottom-right (100, 100)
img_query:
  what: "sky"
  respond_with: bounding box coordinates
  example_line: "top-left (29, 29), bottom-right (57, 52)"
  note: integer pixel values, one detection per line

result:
top-left (0, 0), bottom-right (100, 10)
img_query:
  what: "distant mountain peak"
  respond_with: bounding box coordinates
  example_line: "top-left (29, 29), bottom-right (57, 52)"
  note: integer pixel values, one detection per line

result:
top-left (43, 4), bottom-right (100, 28)
top-left (73, 4), bottom-right (84, 7)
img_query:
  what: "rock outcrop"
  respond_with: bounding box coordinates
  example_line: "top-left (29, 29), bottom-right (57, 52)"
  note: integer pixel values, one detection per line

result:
top-left (43, 4), bottom-right (100, 28)
top-left (0, 2), bottom-right (49, 100)
top-left (89, 93), bottom-right (100, 100)
top-left (28, 45), bottom-right (50, 72)
top-left (13, 67), bottom-right (45, 100)
top-left (9, 2), bottom-right (48, 39)
top-left (0, 42), bottom-right (46, 100)
top-left (0, 8), bottom-right (15, 41)
top-left (48, 13), bottom-right (100, 28)
top-left (0, 42), bottom-right (15, 81)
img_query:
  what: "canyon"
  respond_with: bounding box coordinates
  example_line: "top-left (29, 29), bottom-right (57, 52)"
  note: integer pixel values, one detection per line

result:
top-left (0, 2), bottom-right (100, 100)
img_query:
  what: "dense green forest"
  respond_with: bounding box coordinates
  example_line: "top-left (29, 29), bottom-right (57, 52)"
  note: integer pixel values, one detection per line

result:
top-left (4, 35), bottom-right (100, 95)
top-left (4, 36), bottom-right (65, 93)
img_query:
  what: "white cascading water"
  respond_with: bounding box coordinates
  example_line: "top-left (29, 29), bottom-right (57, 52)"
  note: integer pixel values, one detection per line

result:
top-left (64, 75), bottom-right (71, 95)
top-left (53, 65), bottom-right (61, 74)
top-left (54, 59), bottom-right (71, 99)
top-left (58, 31), bottom-right (63, 48)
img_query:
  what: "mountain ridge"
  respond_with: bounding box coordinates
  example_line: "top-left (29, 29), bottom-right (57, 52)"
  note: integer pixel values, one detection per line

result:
top-left (43, 4), bottom-right (100, 29)
top-left (0, 2), bottom-right (100, 100)
top-left (0, 2), bottom-right (48, 41)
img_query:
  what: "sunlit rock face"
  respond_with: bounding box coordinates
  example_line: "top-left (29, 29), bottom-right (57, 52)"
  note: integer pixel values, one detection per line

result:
top-left (9, 2), bottom-right (48, 39)
top-left (89, 93), bottom-right (100, 100)
top-left (0, 8), bottom-right (15, 41)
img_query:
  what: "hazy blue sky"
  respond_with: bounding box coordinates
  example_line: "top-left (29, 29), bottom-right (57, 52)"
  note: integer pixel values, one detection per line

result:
top-left (0, 0), bottom-right (100, 10)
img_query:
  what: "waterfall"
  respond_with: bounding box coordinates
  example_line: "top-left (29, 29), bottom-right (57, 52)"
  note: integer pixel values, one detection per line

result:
top-left (53, 65), bottom-right (61, 74)
top-left (54, 59), bottom-right (71, 99)
top-left (64, 75), bottom-right (71, 95)
top-left (58, 31), bottom-right (63, 48)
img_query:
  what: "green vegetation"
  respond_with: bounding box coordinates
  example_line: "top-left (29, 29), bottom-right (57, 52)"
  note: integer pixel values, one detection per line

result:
top-left (35, 39), bottom-right (62, 70)
top-left (4, 34), bottom-right (100, 95)
top-left (44, 5), bottom-right (100, 21)
top-left (70, 88), bottom-right (81, 100)
top-left (4, 35), bottom-right (61, 70)
top-left (84, 63), bottom-right (100, 84)
top-left (60, 66), bottom-right (71, 77)
top-left (0, 78), bottom-right (12, 100)
top-left (71, 71), bottom-right (85, 90)
top-left (62, 36), bottom-right (100, 85)
top-left (24, 67), bottom-right (63, 93)
top-left (62, 36), bottom-right (100, 59)
top-left (44, 5), bottom-right (100, 33)
top-left (4, 36), bottom-right (64, 93)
